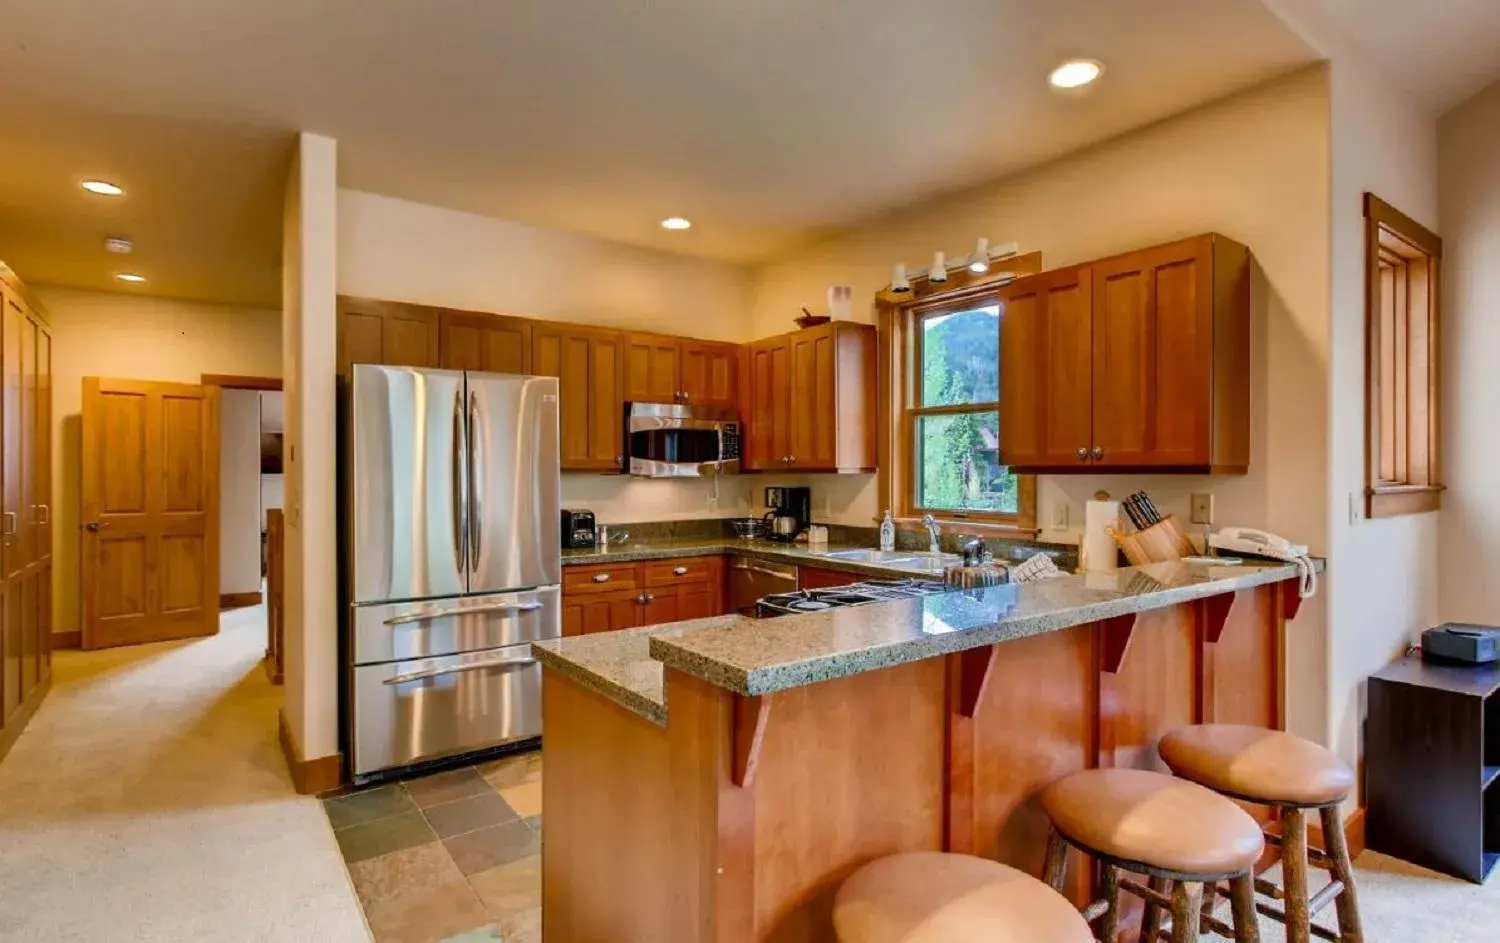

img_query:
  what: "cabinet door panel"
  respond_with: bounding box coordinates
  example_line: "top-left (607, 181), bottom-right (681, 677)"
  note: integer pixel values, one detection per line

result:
top-left (1, 586), bottom-right (16, 721)
top-left (999, 267), bottom-right (1093, 468)
top-left (746, 339), bottom-right (791, 470)
top-left (37, 561), bottom-right (50, 682)
top-left (18, 314), bottom-right (36, 568)
top-left (640, 592), bottom-right (680, 628)
top-left (625, 335), bottom-right (681, 403)
top-left (677, 587), bottom-right (712, 622)
top-left (338, 300), bottom-right (440, 372)
top-left (35, 326), bottom-right (51, 561)
top-left (533, 327), bottom-right (596, 469)
top-left (2, 295), bottom-right (22, 579)
top-left (440, 311), bottom-right (531, 374)
top-left (1092, 242), bottom-right (1212, 467)
top-left (680, 341), bottom-right (739, 408)
top-left (589, 333), bottom-right (625, 469)
top-left (789, 328), bottom-right (837, 470)
top-left (19, 570), bottom-right (36, 702)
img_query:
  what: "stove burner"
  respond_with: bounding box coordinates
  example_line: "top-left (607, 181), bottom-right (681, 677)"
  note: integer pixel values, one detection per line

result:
top-left (755, 578), bottom-right (949, 618)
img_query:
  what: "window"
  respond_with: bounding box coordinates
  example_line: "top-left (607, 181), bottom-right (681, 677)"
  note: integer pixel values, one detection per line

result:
top-left (911, 305), bottom-right (1018, 516)
top-left (1364, 193), bottom-right (1443, 517)
top-left (874, 253), bottom-right (1042, 534)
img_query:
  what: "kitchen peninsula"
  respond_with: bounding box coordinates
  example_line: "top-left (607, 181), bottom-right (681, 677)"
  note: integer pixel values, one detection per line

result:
top-left (534, 557), bottom-right (1310, 942)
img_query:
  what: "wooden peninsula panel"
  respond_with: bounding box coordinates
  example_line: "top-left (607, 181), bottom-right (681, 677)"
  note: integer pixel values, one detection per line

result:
top-left (541, 580), bottom-right (1291, 943)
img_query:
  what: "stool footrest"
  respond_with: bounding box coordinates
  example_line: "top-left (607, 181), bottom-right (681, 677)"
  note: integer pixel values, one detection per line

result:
top-left (1117, 877), bottom-right (1172, 910)
top-left (1255, 898), bottom-right (1340, 941)
top-left (1079, 900), bottom-right (1110, 922)
top-left (1307, 878), bottom-right (1345, 917)
top-left (1264, 831), bottom-right (1335, 869)
top-left (1254, 877), bottom-right (1286, 901)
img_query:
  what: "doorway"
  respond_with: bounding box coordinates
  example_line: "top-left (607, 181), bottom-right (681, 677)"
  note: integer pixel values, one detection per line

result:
top-left (214, 376), bottom-right (284, 610)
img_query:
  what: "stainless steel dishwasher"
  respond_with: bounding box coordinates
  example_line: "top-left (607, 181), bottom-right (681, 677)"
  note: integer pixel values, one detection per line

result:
top-left (728, 558), bottom-right (798, 614)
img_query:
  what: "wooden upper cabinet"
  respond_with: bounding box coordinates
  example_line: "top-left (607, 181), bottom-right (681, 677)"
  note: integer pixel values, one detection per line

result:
top-left (999, 234), bottom-right (1250, 474)
top-left (624, 333), bottom-right (681, 403)
top-left (533, 324), bottom-right (625, 471)
top-left (679, 340), bottom-right (739, 408)
top-left (439, 310), bottom-right (531, 374)
top-left (747, 323), bottom-right (875, 473)
top-left (999, 265), bottom-right (1095, 469)
top-left (337, 298), bottom-right (440, 374)
top-left (744, 336), bottom-right (791, 471)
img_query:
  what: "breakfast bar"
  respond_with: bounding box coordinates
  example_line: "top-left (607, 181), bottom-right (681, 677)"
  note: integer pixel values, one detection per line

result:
top-left (533, 559), bottom-right (1309, 942)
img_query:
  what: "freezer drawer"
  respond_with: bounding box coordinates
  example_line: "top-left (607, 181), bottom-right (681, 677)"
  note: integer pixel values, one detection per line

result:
top-left (351, 643), bottom-right (542, 777)
top-left (351, 587), bottom-right (561, 665)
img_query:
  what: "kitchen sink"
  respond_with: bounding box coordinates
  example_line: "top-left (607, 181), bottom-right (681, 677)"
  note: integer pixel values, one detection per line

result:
top-left (818, 549), bottom-right (959, 569)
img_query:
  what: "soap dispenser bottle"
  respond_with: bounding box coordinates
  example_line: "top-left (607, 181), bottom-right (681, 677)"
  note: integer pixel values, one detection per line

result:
top-left (879, 510), bottom-right (896, 552)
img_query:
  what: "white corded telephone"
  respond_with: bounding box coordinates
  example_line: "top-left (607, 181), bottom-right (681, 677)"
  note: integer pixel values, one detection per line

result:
top-left (1208, 527), bottom-right (1318, 600)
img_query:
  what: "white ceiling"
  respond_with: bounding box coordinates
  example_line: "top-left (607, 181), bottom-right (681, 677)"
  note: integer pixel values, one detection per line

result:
top-left (0, 0), bottom-right (1323, 307)
top-left (1308, 0), bottom-right (1500, 111)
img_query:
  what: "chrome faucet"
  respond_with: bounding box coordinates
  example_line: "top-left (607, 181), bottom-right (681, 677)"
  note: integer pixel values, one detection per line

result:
top-left (921, 514), bottom-right (941, 554)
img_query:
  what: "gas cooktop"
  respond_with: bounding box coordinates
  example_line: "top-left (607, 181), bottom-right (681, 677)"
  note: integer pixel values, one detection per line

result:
top-left (755, 578), bottom-right (949, 618)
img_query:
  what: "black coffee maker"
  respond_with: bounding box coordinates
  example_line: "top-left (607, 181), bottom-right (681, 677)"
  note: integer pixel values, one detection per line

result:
top-left (764, 486), bottom-right (811, 542)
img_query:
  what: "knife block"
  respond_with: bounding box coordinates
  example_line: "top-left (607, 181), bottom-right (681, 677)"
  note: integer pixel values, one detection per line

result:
top-left (1112, 514), bottom-right (1196, 566)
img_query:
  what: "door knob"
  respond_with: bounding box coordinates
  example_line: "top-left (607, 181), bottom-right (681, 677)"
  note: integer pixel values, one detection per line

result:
top-left (1092, 446), bottom-right (1104, 460)
top-left (84, 521), bottom-right (101, 533)
top-left (1076, 447), bottom-right (1088, 460)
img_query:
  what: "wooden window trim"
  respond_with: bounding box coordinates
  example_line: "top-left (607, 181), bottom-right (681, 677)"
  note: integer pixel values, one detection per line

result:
top-left (877, 253), bottom-right (1043, 536)
top-left (1364, 193), bottom-right (1443, 518)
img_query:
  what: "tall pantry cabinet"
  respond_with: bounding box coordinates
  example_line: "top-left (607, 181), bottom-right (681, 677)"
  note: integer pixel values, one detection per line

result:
top-left (0, 271), bottom-right (53, 764)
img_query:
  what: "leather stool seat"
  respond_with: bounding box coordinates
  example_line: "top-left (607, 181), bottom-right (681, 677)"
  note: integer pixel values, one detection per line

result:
top-left (1040, 768), bottom-right (1264, 877)
top-left (833, 852), bottom-right (1094, 943)
top-left (1159, 724), bottom-right (1354, 807)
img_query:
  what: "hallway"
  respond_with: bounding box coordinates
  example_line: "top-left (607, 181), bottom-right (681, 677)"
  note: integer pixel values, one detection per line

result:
top-left (0, 604), bottom-right (369, 942)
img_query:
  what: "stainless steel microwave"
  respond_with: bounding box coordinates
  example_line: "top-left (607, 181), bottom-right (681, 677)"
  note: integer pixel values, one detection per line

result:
top-left (625, 402), bottom-right (741, 477)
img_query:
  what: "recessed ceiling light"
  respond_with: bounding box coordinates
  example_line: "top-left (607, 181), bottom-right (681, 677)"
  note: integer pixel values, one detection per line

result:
top-left (81, 180), bottom-right (125, 196)
top-left (661, 216), bottom-right (692, 231)
top-left (115, 273), bottom-right (146, 283)
top-left (1049, 59), bottom-right (1104, 90)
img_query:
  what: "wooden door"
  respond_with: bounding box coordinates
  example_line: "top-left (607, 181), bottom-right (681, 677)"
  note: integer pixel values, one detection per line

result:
top-left (534, 326), bottom-right (624, 470)
top-left (640, 591), bottom-right (680, 627)
top-left (1090, 239), bottom-right (1214, 467)
top-left (337, 298), bottom-right (441, 373)
top-left (17, 315), bottom-right (36, 698)
top-left (81, 379), bottom-right (220, 649)
top-left (439, 310), bottom-right (532, 374)
top-left (680, 341), bottom-right (739, 408)
top-left (563, 589), bottom-right (640, 636)
top-left (677, 586), bottom-right (712, 621)
top-left (788, 326), bottom-right (837, 470)
top-left (625, 334), bottom-right (681, 403)
top-left (1, 292), bottom-right (21, 581)
top-left (998, 266), bottom-right (1094, 469)
top-left (746, 338), bottom-right (791, 470)
top-left (33, 322), bottom-right (51, 682)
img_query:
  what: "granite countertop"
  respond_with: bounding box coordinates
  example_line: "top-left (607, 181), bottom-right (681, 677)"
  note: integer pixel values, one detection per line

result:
top-left (534, 558), bottom-right (1308, 725)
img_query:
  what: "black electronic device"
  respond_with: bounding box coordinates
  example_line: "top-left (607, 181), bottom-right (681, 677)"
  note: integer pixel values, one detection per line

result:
top-left (1421, 623), bottom-right (1500, 666)
top-left (560, 509), bottom-right (598, 549)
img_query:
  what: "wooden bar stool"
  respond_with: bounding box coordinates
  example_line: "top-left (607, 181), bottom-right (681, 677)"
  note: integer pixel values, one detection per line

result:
top-left (1160, 724), bottom-right (1362, 943)
top-left (833, 852), bottom-right (1094, 942)
top-left (1040, 768), bottom-right (1265, 942)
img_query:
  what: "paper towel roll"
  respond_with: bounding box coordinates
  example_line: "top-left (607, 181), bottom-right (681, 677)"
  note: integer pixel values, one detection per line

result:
top-left (1081, 500), bottom-right (1120, 572)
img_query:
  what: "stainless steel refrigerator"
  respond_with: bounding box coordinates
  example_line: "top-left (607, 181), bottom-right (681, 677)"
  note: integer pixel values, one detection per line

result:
top-left (343, 365), bottom-right (560, 778)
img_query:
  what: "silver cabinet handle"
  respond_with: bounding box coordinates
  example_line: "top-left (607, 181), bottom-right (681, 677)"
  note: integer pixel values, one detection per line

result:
top-left (1092, 446), bottom-right (1104, 460)
top-left (384, 654), bottom-right (537, 685)
top-left (468, 390), bottom-right (483, 567)
top-left (34, 505), bottom-right (49, 525)
top-left (673, 566), bottom-right (689, 576)
top-left (592, 573), bottom-right (611, 583)
top-left (789, 455), bottom-right (796, 464)
top-left (453, 388), bottom-right (469, 574)
top-left (1, 512), bottom-right (16, 536)
top-left (1076, 447), bottom-right (1088, 460)
top-left (383, 601), bottom-right (543, 627)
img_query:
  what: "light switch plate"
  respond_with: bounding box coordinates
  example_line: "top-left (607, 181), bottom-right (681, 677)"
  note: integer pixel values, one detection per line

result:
top-left (1190, 492), bottom-right (1214, 525)
top-left (1051, 503), bottom-right (1069, 529)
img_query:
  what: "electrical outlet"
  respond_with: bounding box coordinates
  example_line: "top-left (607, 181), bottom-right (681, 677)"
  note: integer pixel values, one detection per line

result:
top-left (1051, 503), bottom-right (1069, 529)
top-left (1189, 492), bottom-right (1214, 525)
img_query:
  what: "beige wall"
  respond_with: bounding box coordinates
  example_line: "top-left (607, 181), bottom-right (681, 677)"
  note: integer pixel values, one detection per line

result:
top-left (1324, 54), bottom-right (1440, 788)
top-left (282, 132), bottom-right (341, 762)
top-left (1438, 78), bottom-right (1500, 625)
top-left (337, 188), bottom-right (758, 522)
top-left (32, 285), bottom-right (281, 637)
top-left (219, 388), bottom-right (263, 595)
top-left (749, 67), bottom-right (1333, 738)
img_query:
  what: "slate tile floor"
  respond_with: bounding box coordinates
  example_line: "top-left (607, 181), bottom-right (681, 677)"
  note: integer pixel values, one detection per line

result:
top-left (323, 750), bottom-right (543, 943)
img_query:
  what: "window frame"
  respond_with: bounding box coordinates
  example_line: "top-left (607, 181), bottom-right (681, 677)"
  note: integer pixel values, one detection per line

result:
top-left (875, 253), bottom-right (1042, 537)
top-left (1363, 193), bottom-right (1443, 518)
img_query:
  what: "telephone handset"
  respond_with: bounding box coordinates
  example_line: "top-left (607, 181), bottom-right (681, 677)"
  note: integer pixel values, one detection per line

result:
top-left (1208, 527), bottom-right (1317, 599)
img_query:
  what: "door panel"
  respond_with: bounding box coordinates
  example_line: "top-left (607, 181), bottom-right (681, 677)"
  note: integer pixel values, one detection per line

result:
top-left (1, 295), bottom-right (20, 579)
top-left (640, 592), bottom-right (679, 627)
top-left (37, 562), bottom-right (51, 682)
top-left (338, 299), bottom-right (441, 373)
top-left (625, 334), bottom-right (681, 403)
top-left (999, 267), bottom-right (1093, 468)
top-left (440, 311), bottom-right (532, 374)
top-left (1091, 241), bottom-right (1214, 467)
top-left (589, 333), bottom-right (625, 469)
top-left (746, 338), bottom-right (791, 470)
top-left (532, 327), bottom-right (591, 468)
top-left (677, 587), bottom-right (712, 622)
top-left (81, 378), bottom-right (219, 649)
top-left (35, 326), bottom-right (51, 561)
top-left (2, 587), bottom-right (15, 721)
top-left (789, 328), bottom-right (836, 470)
top-left (467, 374), bottom-right (560, 593)
top-left (347, 366), bottom-right (466, 605)
top-left (19, 571), bottom-right (36, 700)
top-left (19, 316), bottom-right (35, 567)
top-left (680, 341), bottom-right (738, 408)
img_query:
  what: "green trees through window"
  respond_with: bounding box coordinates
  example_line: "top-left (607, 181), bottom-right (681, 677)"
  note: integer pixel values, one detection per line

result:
top-left (914, 306), bottom-right (1018, 515)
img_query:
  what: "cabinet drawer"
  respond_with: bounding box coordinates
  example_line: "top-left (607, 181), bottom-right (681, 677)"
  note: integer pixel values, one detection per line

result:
top-left (563, 564), bottom-right (639, 595)
top-left (643, 558), bottom-right (713, 586)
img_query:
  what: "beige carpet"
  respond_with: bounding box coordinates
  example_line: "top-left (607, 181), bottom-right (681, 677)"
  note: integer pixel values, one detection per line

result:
top-left (0, 602), bottom-right (370, 942)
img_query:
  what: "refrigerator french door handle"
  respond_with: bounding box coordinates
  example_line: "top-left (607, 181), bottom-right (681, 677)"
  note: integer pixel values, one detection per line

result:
top-left (382, 601), bottom-right (544, 627)
top-left (468, 389), bottom-right (483, 572)
top-left (452, 386), bottom-right (469, 576)
top-left (383, 654), bottom-right (538, 686)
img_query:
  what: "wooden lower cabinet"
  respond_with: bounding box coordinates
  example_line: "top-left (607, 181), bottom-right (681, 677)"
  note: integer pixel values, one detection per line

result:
top-left (797, 566), bottom-right (861, 590)
top-left (562, 556), bottom-right (725, 636)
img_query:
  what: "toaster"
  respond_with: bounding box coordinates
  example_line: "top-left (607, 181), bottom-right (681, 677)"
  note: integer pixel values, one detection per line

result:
top-left (561, 509), bottom-right (598, 550)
